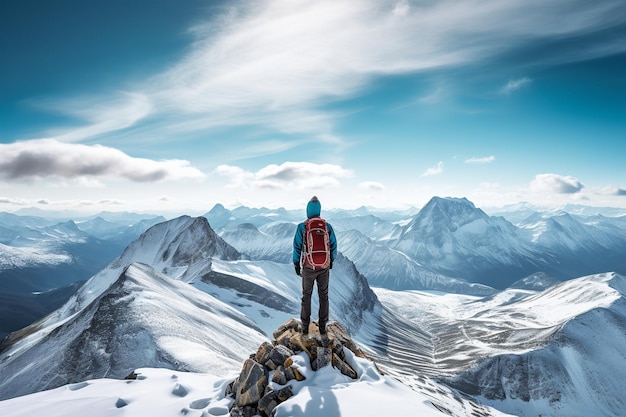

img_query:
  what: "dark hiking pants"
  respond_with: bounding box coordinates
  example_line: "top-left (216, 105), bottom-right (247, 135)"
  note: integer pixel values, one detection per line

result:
top-left (300, 267), bottom-right (329, 329)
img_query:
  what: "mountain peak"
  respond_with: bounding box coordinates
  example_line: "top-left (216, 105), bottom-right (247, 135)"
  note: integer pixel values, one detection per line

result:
top-left (408, 196), bottom-right (486, 234)
top-left (208, 203), bottom-right (228, 214)
top-left (422, 196), bottom-right (478, 215)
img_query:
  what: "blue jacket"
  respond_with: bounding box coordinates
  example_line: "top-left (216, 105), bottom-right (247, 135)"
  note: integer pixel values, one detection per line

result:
top-left (292, 199), bottom-right (337, 265)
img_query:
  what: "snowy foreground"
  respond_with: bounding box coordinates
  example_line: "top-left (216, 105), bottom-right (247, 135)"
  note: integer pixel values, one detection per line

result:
top-left (0, 351), bottom-right (513, 417)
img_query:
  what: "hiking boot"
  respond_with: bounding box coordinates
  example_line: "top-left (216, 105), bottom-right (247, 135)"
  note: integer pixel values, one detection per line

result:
top-left (319, 324), bottom-right (326, 335)
top-left (301, 322), bottom-right (309, 335)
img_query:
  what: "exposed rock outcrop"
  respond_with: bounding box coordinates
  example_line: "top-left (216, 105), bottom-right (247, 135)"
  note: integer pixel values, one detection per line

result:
top-left (226, 318), bottom-right (374, 417)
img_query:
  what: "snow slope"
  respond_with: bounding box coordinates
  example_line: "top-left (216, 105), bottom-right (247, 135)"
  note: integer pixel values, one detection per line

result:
top-left (373, 272), bottom-right (626, 417)
top-left (0, 262), bottom-right (267, 400)
top-left (340, 228), bottom-right (495, 295)
top-left (0, 216), bottom-right (380, 400)
top-left (0, 356), bottom-right (516, 417)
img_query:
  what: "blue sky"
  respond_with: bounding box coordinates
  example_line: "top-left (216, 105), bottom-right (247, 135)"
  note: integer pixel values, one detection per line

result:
top-left (1, 0), bottom-right (625, 215)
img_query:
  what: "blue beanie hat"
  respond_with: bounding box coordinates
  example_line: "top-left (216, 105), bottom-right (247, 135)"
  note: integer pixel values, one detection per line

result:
top-left (306, 196), bottom-right (321, 218)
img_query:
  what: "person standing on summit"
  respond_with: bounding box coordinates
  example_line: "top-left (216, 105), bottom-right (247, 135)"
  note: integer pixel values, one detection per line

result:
top-left (293, 196), bottom-right (337, 335)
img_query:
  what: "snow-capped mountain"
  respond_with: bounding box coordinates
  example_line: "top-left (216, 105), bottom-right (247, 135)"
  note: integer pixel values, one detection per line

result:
top-left (339, 228), bottom-right (495, 295)
top-left (450, 273), bottom-right (626, 417)
top-left (518, 211), bottom-right (626, 279)
top-left (373, 272), bottom-right (626, 417)
top-left (204, 204), bottom-right (299, 230)
top-left (0, 215), bottom-right (380, 400)
top-left (391, 197), bottom-right (626, 288)
top-left (212, 196), bottom-right (626, 293)
top-left (0, 219), bottom-right (121, 294)
top-left (219, 222), bottom-right (292, 263)
top-left (0, 262), bottom-right (268, 401)
top-left (213, 203), bottom-right (496, 295)
top-left (75, 215), bottom-right (165, 246)
top-left (3, 203), bottom-right (626, 417)
top-left (0, 213), bottom-right (164, 341)
top-left (328, 214), bottom-right (403, 241)
top-left (393, 197), bottom-right (542, 288)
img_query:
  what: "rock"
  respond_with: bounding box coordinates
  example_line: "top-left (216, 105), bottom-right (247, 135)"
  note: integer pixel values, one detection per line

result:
top-left (258, 385), bottom-right (293, 417)
top-left (276, 385), bottom-right (294, 402)
top-left (314, 347), bottom-right (331, 371)
top-left (272, 318), bottom-right (301, 340)
top-left (255, 341), bottom-right (273, 364)
top-left (229, 404), bottom-right (257, 417)
top-left (288, 333), bottom-right (320, 360)
top-left (228, 319), bottom-right (376, 417)
top-left (291, 367), bottom-right (306, 382)
top-left (258, 389), bottom-right (278, 417)
top-left (266, 345), bottom-right (294, 370)
top-left (236, 359), bottom-right (268, 407)
top-left (271, 366), bottom-right (288, 385)
top-left (274, 328), bottom-right (298, 347)
top-left (281, 358), bottom-right (306, 382)
top-left (332, 352), bottom-right (358, 379)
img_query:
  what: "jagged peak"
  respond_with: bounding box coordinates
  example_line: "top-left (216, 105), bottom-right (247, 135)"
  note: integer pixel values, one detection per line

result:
top-left (404, 196), bottom-right (486, 234)
top-left (421, 196), bottom-right (479, 216)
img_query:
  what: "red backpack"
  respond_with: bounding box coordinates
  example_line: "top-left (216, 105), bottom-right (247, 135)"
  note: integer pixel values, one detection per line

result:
top-left (302, 217), bottom-right (331, 269)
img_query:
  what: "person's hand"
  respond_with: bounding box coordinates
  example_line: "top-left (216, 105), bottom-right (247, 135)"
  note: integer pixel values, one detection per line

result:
top-left (294, 262), bottom-right (301, 276)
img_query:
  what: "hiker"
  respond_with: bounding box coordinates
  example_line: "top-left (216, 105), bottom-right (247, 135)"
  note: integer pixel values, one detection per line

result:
top-left (293, 196), bottom-right (337, 335)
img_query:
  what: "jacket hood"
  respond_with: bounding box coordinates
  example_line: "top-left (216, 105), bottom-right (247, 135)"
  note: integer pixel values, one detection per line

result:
top-left (306, 196), bottom-right (321, 218)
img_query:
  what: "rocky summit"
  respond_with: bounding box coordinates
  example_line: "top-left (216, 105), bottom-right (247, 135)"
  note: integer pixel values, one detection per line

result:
top-left (226, 318), bottom-right (373, 417)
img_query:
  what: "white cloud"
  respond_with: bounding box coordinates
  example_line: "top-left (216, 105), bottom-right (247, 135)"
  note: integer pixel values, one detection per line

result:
top-left (465, 155), bottom-right (496, 164)
top-left (32, 0), bottom-right (625, 146)
top-left (215, 161), bottom-right (352, 190)
top-left (359, 181), bottom-right (385, 191)
top-left (0, 139), bottom-right (205, 183)
top-left (499, 77), bottom-right (532, 95)
top-left (422, 161), bottom-right (444, 177)
top-left (0, 197), bottom-right (28, 206)
top-left (530, 173), bottom-right (584, 194)
top-left (600, 185), bottom-right (626, 196)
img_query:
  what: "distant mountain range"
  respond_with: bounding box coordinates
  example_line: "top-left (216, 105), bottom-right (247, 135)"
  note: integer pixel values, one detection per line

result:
top-left (0, 212), bottom-right (165, 340)
top-left (209, 196), bottom-right (626, 290)
top-left (2, 204), bottom-right (626, 417)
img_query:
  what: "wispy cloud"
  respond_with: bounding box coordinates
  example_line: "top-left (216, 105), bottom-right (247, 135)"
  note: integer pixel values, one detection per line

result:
top-left (32, 92), bottom-right (153, 143)
top-left (32, 0), bottom-right (626, 149)
top-left (465, 155), bottom-right (496, 164)
top-left (422, 161), bottom-right (444, 177)
top-left (530, 173), bottom-right (584, 194)
top-left (0, 139), bottom-right (205, 183)
top-left (499, 77), bottom-right (532, 95)
top-left (215, 161), bottom-right (353, 190)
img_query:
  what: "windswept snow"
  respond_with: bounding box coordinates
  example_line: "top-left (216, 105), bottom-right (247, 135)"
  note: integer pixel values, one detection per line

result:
top-left (0, 352), bottom-right (516, 417)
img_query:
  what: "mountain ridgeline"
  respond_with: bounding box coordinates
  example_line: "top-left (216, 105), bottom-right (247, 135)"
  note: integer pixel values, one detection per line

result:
top-left (0, 215), bottom-right (379, 400)
top-left (210, 196), bottom-right (626, 290)
top-left (2, 200), bottom-right (626, 417)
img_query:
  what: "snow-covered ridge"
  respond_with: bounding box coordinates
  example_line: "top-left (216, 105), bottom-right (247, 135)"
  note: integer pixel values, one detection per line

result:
top-left (0, 215), bottom-right (381, 401)
top-left (0, 260), bottom-right (267, 400)
top-left (2, 200), bottom-right (626, 417)
top-left (372, 272), bottom-right (626, 417)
